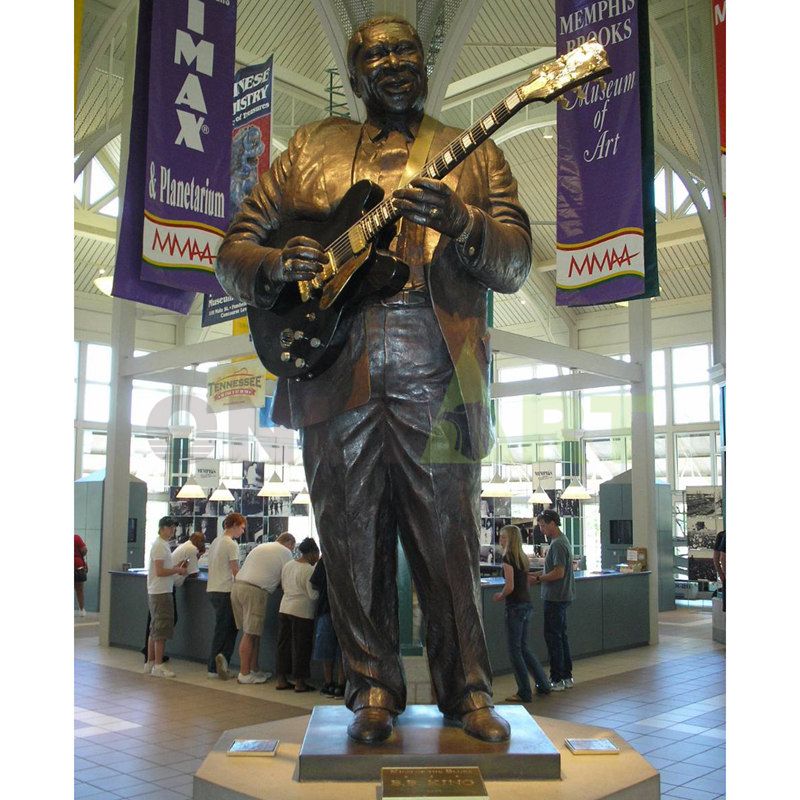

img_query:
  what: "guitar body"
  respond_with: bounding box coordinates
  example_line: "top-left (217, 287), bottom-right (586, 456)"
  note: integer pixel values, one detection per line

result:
top-left (247, 181), bottom-right (410, 381)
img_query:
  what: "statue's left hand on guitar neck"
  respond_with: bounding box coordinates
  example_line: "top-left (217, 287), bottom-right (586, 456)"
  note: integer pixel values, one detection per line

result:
top-left (392, 177), bottom-right (472, 239)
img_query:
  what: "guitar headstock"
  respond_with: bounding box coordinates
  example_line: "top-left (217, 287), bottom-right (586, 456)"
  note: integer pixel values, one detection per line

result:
top-left (519, 41), bottom-right (611, 105)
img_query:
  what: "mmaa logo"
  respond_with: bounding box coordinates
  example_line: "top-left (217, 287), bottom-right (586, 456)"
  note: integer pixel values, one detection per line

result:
top-left (567, 244), bottom-right (639, 278)
top-left (151, 228), bottom-right (215, 265)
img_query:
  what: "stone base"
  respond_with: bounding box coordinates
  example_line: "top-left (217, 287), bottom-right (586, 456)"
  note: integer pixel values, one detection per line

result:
top-left (298, 705), bottom-right (559, 781)
top-left (193, 711), bottom-right (660, 800)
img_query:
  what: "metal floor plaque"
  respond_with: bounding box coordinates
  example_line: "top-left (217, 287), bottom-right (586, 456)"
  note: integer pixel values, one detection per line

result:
top-left (298, 705), bottom-right (560, 782)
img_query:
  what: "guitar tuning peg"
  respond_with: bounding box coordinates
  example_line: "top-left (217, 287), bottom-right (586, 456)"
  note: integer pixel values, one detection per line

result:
top-left (575, 86), bottom-right (586, 101)
top-left (557, 95), bottom-right (570, 109)
top-left (596, 77), bottom-right (608, 91)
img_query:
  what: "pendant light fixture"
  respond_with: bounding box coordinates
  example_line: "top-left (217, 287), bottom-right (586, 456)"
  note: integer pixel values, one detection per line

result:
top-left (209, 483), bottom-right (235, 502)
top-left (560, 477), bottom-right (591, 501)
top-left (529, 482), bottom-right (552, 505)
top-left (176, 477), bottom-right (207, 499)
top-left (258, 471), bottom-right (291, 498)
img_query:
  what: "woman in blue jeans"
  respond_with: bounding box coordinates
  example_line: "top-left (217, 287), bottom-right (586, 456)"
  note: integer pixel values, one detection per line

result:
top-left (492, 525), bottom-right (551, 702)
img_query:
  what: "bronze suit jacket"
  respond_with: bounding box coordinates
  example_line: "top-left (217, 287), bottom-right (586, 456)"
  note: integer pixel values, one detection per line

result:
top-left (216, 116), bottom-right (532, 460)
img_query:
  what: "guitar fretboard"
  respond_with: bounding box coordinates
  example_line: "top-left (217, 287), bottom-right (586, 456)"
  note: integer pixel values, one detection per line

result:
top-left (325, 86), bottom-right (527, 266)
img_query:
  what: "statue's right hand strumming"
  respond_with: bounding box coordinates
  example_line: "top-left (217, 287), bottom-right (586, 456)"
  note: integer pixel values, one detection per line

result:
top-left (276, 236), bottom-right (326, 283)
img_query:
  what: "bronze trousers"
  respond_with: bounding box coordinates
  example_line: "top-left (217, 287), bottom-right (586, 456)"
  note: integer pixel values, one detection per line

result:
top-left (301, 302), bottom-right (494, 717)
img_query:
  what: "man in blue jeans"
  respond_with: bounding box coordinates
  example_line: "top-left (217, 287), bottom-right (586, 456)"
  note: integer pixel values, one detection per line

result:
top-left (531, 510), bottom-right (575, 691)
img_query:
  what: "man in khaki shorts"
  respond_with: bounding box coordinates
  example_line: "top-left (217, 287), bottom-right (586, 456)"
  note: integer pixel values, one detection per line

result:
top-left (231, 532), bottom-right (295, 684)
top-left (145, 517), bottom-right (187, 678)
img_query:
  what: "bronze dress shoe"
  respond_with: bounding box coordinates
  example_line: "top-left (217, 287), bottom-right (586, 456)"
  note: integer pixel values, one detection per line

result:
top-left (459, 707), bottom-right (511, 742)
top-left (347, 707), bottom-right (394, 744)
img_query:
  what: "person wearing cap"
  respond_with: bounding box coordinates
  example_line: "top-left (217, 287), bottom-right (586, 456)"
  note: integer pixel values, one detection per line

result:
top-left (275, 537), bottom-right (321, 692)
top-left (531, 510), bottom-right (575, 691)
top-left (145, 517), bottom-right (187, 678)
top-left (206, 513), bottom-right (246, 680)
top-left (231, 531), bottom-right (296, 684)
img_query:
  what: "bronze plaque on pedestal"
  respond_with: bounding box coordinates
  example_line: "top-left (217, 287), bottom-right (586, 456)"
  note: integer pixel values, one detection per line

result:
top-left (381, 766), bottom-right (488, 798)
top-left (298, 705), bottom-right (560, 782)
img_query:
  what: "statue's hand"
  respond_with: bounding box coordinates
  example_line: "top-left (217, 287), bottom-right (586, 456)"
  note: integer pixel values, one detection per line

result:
top-left (274, 236), bottom-right (326, 283)
top-left (393, 177), bottom-right (470, 239)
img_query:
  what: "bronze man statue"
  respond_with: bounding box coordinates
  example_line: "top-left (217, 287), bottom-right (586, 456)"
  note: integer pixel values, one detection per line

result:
top-left (217, 15), bottom-right (531, 744)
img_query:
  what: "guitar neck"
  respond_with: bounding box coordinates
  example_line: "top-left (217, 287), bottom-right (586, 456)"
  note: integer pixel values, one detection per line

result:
top-left (332, 86), bottom-right (529, 256)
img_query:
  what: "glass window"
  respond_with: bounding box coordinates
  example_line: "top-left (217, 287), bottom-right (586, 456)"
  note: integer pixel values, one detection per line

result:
top-left (82, 432), bottom-right (107, 477)
top-left (675, 433), bottom-right (713, 490)
top-left (654, 434), bottom-right (668, 482)
top-left (672, 344), bottom-right (709, 384)
top-left (130, 435), bottom-right (168, 492)
top-left (131, 382), bottom-right (173, 427)
top-left (89, 159), bottom-right (115, 204)
top-left (584, 437), bottom-right (628, 495)
top-left (98, 197), bottom-right (119, 218)
top-left (498, 396), bottom-right (523, 438)
top-left (83, 383), bottom-right (110, 423)
top-left (653, 388), bottom-right (667, 426)
top-left (673, 385), bottom-right (711, 424)
top-left (651, 350), bottom-right (665, 387)
top-left (671, 171), bottom-right (689, 208)
top-left (499, 364), bottom-right (533, 383)
top-left (534, 363), bottom-right (559, 379)
top-left (654, 168), bottom-right (667, 214)
top-left (85, 343), bottom-right (112, 383)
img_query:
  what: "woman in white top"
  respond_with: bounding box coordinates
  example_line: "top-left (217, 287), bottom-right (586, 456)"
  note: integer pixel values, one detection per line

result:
top-left (275, 538), bottom-right (320, 692)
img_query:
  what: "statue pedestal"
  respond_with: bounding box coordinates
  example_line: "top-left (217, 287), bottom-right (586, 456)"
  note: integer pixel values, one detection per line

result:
top-left (298, 705), bottom-right (559, 781)
top-left (194, 708), bottom-right (660, 800)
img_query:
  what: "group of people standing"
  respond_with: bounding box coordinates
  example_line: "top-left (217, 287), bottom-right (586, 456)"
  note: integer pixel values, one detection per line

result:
top-left (144, 512), bottom-right (341, 694)
top-left (493, 509), bottom-right (576, 703)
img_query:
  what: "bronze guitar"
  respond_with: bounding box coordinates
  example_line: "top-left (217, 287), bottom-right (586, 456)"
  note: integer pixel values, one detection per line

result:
top-left (246, 42), bottom-right (611, 381)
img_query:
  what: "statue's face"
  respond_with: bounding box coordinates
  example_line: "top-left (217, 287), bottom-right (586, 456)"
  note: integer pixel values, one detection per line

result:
top-left (351, 21), bottom-right (426, 117)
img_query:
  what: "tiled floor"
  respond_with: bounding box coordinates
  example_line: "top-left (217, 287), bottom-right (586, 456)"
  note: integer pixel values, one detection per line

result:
top-left (74, 606), bottom-right (725, 799)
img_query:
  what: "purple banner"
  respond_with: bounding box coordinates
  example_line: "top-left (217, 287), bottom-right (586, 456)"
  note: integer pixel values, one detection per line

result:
top-left (113, 0), bottom-right (194, 312)
top-left (138, 0), bottom-right (237, 294)
top-left (555, 0), bottom-right (657, 306)
top-left (202, 57), bottom-right (274, 326)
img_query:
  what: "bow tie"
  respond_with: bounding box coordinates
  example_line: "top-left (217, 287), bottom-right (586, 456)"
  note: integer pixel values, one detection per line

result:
top-left (369, 119), bottom-right (416, 142)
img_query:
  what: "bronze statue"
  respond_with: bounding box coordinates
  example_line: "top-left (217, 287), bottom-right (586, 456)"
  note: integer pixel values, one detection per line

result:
top-left (217, 15), bottom-right (531, 744)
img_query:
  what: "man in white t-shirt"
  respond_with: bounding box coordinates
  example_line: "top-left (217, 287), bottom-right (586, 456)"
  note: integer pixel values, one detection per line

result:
top-left (206, 513), bottom-right (246, 679)
top-left (172, 533), bottom-right (206, 587)
top-left (145, 517), bottom-right (187, 678)
top-left (231, 531), bottom-right (295, 684)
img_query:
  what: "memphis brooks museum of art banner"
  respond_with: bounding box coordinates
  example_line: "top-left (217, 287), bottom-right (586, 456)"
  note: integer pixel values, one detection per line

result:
top-left (202, 57), bottom-right (274, 327)
top-left (114, 0), bottom-right (237, 312)
top-left (554, 0), bottom-right (658, 306)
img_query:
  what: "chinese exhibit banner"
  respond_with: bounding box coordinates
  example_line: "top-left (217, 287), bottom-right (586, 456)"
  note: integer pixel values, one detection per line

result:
top-left (554, 0), bottom-right (658, 306)
top-left (202, 57), bottom-right (274, 327)
top-left (114, 0), bottom-right (237, 308)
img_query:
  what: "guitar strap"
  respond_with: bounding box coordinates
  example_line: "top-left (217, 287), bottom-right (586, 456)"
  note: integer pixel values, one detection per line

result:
top-left (395, 113), bottom-right (441, 242)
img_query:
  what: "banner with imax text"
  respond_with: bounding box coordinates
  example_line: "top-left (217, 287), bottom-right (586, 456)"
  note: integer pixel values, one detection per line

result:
top-left (139, 0), bottom-right (237, 294)
top-left (555, 0), bottom-right (658, 306)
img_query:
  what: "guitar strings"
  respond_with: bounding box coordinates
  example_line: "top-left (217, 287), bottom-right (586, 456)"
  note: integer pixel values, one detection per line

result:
top-left (323, 91), bottom-right (520, 268)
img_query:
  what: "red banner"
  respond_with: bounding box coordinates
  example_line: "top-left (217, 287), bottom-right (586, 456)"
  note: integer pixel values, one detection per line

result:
top-left (712, 1), bottom-right (725, 200)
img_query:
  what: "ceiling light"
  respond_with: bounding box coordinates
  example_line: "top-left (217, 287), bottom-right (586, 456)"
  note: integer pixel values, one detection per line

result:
top-left (292, 488), bottom-right (311, 505)
top-left (257, 471), bottom-right (291, 497)
top-left (176, 478), bottom-right (207, 499)
top-left (560, 477), bottom-right (591, 501)
top-left (529, 483), bottom-right (552, 505)
top-left (209, 483), bottom-right (235, 502)
top-left (94, 274), bottom-right (114, 296)
top-left (481, 469), bottom-right (514, 498)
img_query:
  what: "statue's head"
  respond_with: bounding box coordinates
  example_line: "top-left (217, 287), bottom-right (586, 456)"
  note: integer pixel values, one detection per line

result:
top-left (346, 15), bottom-right (427, 119)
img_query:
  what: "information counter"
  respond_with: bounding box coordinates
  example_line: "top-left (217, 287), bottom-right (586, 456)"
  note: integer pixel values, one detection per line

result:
top-left (109, 569), bottom-right (650, 675)
top-left (480, 571), bottom-right (651, 673)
